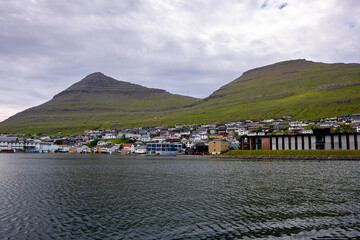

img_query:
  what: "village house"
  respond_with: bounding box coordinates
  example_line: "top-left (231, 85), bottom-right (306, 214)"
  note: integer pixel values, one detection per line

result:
top-left (352, 113), bottom-right (360, 124)
top-left (320, 122), bottom-right (333, 128)
top-left (289, 127), bottom-right (305, 134)
top-left (186, 142), bottom-right (208, 155)
top-left (236, 128), bottom-right (249, 136)
top-left (300, 129), bottom-right (313, 134)
top-left (103, 133), bottom-right (116, 139)
top-left (208, 139), bottom-right (230, 154)
top-left (122, 143), bottom-right (132, 151)
top-left (69, 147), bottom-right (77, 153)
top-left (2, 112), bottom-right (359, 155)
top-left (340, 114), bottom-right (351, 121)
top-left (146, 142), bottom-right (183, 155)
top-left (134, 145), bottom-right (147, 154)
top-left (77, 145), bottom-right (90, 153)
top-left (140, 135), bottom-right (151, 142)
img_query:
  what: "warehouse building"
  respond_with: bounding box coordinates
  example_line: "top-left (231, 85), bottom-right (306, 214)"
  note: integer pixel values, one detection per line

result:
top-left (239, 129), bottom-right (360, 150)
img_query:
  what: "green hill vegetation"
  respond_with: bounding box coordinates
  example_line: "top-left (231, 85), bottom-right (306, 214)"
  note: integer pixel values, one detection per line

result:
top-left (184, 59), bottom-right (359, 121)
top-left (1, 59), bottom-right (360, 134)
top-left (0, 72), bottom-right (198, 134)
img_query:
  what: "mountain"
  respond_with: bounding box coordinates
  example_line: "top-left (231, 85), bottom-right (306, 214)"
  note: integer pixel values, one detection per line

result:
top-left (1, 60), bottom-right (360, 134)
top-left (170, 59), bottom-right (360, 123)
top-left (0, 72), bottom-right (198, 133)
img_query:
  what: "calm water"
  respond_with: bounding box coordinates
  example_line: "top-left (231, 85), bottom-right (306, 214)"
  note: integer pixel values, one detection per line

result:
top-left (0, 154), bottom-right (359, 239)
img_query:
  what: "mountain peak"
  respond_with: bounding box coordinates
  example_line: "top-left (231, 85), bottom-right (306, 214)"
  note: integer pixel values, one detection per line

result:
top-left (242, 59), bottom-right (314, 76)
top-left (77, 72), bottom-right (119, 86)
top-left (81, 72), bottom-right (108, 81)
top-left (54, 72), bottom-right (167, 98)
top-left (88, 72), bottom-right (105, 76)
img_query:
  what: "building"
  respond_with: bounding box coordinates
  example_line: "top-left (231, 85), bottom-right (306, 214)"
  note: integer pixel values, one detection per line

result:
top-left (135, 145), bottom-right (147, 154)
top-left (340, 114), bottom-right (350, 121)
top-left (209, 139), bottom-right (230, 154)
top-left (238, 129), bottom-right (360, 150)
top-left (186, 142), bottom-right (208, 155)
top-left (352, 113), bottom-right (360, 123)
top-left (146, 143), bottom-right (183, 155)
top-left (0, 137), bottom-right (19, 152)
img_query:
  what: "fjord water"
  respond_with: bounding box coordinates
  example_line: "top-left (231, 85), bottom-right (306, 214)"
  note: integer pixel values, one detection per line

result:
top-left (0, 154), bottom-right (359, 239)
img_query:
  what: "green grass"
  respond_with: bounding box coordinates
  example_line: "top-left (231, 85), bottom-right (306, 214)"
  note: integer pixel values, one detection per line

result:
top-left (225, 150), bottom-right (360, 156)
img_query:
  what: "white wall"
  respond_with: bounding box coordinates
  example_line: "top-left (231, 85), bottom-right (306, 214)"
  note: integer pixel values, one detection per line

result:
top-left (284, 137), bottom-right (289, 150)
top-left (310, 136), bottom-right (316, 150)
top-left (341, 135), bottom-right (347, 149)
top-left (325, 135), bottom-right (332, 150)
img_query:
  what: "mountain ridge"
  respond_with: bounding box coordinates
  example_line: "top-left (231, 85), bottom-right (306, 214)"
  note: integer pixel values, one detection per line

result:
top-left (55, 72), bottom-right (168, 97)
top-left (1, 59), bottom-right (360, 134)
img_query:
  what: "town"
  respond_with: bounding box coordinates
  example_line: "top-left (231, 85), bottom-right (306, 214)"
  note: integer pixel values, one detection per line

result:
top-left (1, 113), bottom-right (360, 155)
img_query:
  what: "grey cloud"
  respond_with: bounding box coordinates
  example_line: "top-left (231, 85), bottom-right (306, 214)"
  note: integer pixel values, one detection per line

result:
top-left (0, 0), bottom-right (359, 121)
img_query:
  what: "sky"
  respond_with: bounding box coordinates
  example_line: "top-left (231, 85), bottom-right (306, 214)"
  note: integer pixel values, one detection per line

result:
top-left (0, 0), bottom-right (359, 122)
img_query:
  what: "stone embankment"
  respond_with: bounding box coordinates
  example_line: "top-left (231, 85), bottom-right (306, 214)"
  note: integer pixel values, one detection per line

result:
top-left (212, 155), bottom-right (360, 160)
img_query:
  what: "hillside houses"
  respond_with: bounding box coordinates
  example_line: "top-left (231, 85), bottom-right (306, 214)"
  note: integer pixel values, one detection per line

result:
top-left (1, 113), bottom-right (360, 154)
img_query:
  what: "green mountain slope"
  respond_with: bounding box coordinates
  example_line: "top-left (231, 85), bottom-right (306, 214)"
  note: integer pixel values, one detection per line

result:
top-left (0, 72), bottom-right (199, 133)
top-left (1, 60), bottom-right (360, 134)
top-left (161, 59), bottom-right (360, 123)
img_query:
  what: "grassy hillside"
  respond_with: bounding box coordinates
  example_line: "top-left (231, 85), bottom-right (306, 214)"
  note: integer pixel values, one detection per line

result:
top-left (163, 59), bottom-right (360, 123)
top-left (1, 60), bottom-right (360, 134)
top-left (0, 72), bottom-right (199, 134)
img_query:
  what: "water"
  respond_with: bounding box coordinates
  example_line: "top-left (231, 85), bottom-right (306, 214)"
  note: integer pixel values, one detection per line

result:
top-left (0, 154), bottom-right (359, 239)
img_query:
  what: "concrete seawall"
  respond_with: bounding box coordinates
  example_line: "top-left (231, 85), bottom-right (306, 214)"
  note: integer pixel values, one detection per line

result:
top-left (212, 155), bottom-right (360, 160)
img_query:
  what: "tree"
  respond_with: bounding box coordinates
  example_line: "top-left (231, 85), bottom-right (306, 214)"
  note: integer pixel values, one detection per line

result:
top-left (88, 139), bottom-right (100, 148)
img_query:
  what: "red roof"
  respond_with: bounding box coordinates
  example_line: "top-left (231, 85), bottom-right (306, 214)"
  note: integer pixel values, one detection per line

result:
top-left (122, 143), bottom-right (132, 147)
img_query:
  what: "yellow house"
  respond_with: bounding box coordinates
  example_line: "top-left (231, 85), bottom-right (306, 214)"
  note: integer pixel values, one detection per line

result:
top-left (208, 140), bottom-right (229, 154)
top-left (69, 147), bottom-right (77, 153)
top-left (95, 146), bottom-right (101, 153)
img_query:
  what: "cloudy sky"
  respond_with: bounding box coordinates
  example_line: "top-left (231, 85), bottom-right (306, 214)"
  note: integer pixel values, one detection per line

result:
top-left (0, 0), bottom-right (359, 121)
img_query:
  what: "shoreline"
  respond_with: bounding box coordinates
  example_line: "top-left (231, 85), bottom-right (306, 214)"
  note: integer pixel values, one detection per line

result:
top-left (2, 151), bottom-right (360, 160)
top-left (212, 155), bottom-right (360, 160)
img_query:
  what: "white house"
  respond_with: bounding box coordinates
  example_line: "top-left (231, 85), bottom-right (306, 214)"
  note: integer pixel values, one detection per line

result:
top-left (135, 145), bottom-right (147, 154)
top-left (185, 141), bottom-right (194, 148)
top-left (59, 146), bottom-right (71, 152)
top-left (320, 122), bottom-right (333, 128)
top-left (125, 133), bottom-right (141, 140)
top-left (180, 131), bottom-right (191, 136)
top-left (200, 133), bottom-right (208, 140)
top-left (37, 143), bottom-right (59, 153)
top-left (235, 129), bottom-right (249, 136)
top-left (171, 133), bottom-right (182, 139)
top-left (77, 145), bottom-right (90, 153)
top-left (103, 133), bottom-right (116, 139)
top-left (152, 136), bottom-right (166, 142)
top-left (290, 121), bottom-right (308, 127)
top-left (140, 135), bottom-right (151, 142)
top-left (301, 129), bottom-right (313, 134)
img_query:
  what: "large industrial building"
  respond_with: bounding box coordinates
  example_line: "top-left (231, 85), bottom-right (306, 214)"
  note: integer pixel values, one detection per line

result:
top-left (239, 129), bottom-right (360, 150)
